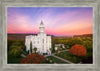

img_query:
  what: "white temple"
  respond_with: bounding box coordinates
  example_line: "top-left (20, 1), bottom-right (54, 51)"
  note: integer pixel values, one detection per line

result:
top-left (25, 21), bottom-right (51, 55)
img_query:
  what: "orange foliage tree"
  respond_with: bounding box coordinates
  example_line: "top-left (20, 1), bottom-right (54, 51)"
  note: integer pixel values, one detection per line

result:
top-left (69, 44), bottom-right (87, 56)
top-left (21, 53), bottom-right (46, 64)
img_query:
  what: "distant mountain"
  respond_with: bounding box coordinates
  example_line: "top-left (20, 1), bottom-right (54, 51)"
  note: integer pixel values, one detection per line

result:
top-left (73, 34), bottom-right (93, 37)
top-left (7, 33), bottom-right (93, 40)
top-left (8, 33), bottom-right (36, 40)
top-left (8, 33), bottom-right (54, 40)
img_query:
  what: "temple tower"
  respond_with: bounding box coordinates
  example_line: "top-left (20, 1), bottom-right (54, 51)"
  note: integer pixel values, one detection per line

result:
top-left (39, 20), bottom-right (44, 33)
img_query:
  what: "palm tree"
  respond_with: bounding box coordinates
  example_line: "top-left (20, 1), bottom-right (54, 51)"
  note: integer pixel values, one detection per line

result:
top-left (33, 47), bottom-right (37, 53)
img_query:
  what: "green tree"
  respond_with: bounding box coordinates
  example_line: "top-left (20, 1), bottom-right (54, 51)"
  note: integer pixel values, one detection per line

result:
top-left (50, 47), bottom-right (53, 53)
top-left (60, 45), bottom-right (63, 48)
top-left (21, 45), bottom-right (26, 52)
top-left (33, 47), bottom-right (37, 53)
top-left (60, 45), bottom-right (64, 50)
top-left (83, 40), bottom-right (92, 52)
top-left (51, 43), bottom-right (55, 53)
top-left (8, 45), bottom-right (22, 58)
top-left (67, 38), bottom-right (83, 48)
top-left (83, 40), bottom-right (93, 56)
top-left (57, 46), bottom-right (61, 53)
top-left (30, 42), bottom-right (32, 53)
top-left (27, 50), bottom-right (29, 54)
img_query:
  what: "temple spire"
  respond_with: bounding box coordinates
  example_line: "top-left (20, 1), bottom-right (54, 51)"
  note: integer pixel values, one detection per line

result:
top-left (39, 20), bottom-right (44, 33)
top-left (40, 20), bottom-right (43, 25)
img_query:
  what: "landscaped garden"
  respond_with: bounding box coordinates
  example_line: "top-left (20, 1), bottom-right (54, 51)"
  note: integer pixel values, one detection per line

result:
top-left (46, 56), bottom-right (68, 64)
top-left (51, 37), bottom-right (93, 64)
top-left (55, 44), bottom-right (92, 63)
top-left (55, 51), bottom-right (82, 63)
top-left (7, 35), bottom-right (93, 64)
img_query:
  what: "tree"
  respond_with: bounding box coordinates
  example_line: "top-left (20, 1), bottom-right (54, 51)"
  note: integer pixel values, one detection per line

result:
top-left (51, 43), bottom-right (55, 53)
top-left (30, 42), bottom-right (32, 53)
top-left (69, 44), bottom-right (87, 57)
top-left (67, 38), bottom-right (83, 48)
top-left (57, 46), bottom-right (61, 53)
top-left (33, 47), bottom-right (37, 53)
top-left (50, 47), bottom-right (53, 53)
top-left (8, 45), bottom-right (22, 58)
top-left (83, 40), bottom-right (93, 57)
top-left (60, 45), bottom-right (63, 49)
top-left (27, 50), bottom-right (29, 54)
top-left (21, 53), bottom-right (46, 64)
top-left (7, 39), bottom-right (15, 52)
top-left (83, 40), bottom-right (92, 52)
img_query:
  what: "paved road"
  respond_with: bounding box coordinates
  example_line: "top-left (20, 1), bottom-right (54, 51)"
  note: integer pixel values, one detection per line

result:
top-left (44, 55), bottom-right (52, 57)
top-left (52, 54), bottom-right (74, 64)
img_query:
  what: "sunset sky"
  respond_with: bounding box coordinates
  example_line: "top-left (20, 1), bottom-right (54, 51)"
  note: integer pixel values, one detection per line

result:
top-left (7, 7), bottom-right (93, 36)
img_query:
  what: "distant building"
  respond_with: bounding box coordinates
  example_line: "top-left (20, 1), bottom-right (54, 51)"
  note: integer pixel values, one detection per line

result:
top-left (25, 21), bottom-right (51, 55)
top-left (55, 44), bottom-right (65, 50)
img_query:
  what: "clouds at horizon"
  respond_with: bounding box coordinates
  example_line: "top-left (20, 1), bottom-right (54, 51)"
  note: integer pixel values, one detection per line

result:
top-left (7, 7), bottom-right (93, 36)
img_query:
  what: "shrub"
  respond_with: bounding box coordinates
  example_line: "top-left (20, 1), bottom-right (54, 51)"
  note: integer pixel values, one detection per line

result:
top-left (59, 53), bottom-right (63, 57)
top-left (21, 53), bottom-right (46, 64)
top-left (52, 59), bottom-right (55, 63)
top-left (69, 44), bottom-right (87, 57)
top-left (64, 54), bottom-right (66, 58)
top-left (68, 57), bottom-right (71, 60)
top-left (73, 56), bottom-right (77, 61)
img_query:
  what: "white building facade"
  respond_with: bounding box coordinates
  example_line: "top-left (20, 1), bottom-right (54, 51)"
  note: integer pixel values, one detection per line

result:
top-left (25, 21), bottom-right (51, 55)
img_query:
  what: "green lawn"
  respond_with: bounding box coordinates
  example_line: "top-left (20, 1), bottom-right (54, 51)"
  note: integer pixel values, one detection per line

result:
top-left (8, 57), bottom-right (24, 64)
top-left (46, 56), bottom-right (68, 64)
top-left (55, 51), bottom-right (83, 63)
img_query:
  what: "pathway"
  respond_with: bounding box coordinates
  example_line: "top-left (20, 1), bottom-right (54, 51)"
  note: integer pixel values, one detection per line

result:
top-left (58, 49), bottom-right (70, 53)
top-left (53, 49), bottom-right (70, 55)
top-left (44, 55), bottom-right (52, 57)
top-left (52, 54), bottom-right (74, 64)
top-left (21, 54), bottom-right (26, 58)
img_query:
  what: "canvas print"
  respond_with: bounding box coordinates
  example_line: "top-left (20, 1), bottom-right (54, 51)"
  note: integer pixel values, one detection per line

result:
top-left (7, 7), bottom-right (93, 64)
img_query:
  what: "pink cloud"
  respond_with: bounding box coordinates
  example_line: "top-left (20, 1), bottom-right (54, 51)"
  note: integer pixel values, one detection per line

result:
top-left (7, 14), bottom-right (39, 33)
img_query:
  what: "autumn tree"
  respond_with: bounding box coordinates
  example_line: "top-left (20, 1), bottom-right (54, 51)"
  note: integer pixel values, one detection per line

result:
top-left (69, 44), bottom-right (87, 57)
top-left (21, 53), bottom-right (46, 64)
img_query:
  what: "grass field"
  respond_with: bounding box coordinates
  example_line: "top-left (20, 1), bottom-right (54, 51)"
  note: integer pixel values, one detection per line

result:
top-left (55, 51), bottom-right (82, 63)
top-left (46, 56), bottom-right (68, 64)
